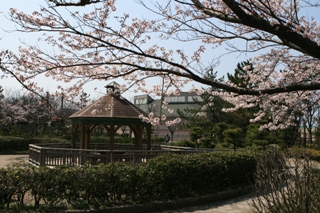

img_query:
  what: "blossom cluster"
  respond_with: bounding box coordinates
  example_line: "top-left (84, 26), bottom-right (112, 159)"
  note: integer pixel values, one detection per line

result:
top-left (1, 0), bottom-right (320, 130)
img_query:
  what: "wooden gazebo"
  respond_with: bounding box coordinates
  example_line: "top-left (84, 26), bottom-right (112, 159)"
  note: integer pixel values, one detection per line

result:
top-left (28, 83), bottom-right (216, 167)
top-left (69, 83), bottom-right (152, 151)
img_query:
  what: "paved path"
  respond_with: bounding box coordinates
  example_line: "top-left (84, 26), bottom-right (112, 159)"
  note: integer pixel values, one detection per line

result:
top-left (0, 154), bottom-right (29, 168)
top-left (152, 193), bottom-right (255, 213)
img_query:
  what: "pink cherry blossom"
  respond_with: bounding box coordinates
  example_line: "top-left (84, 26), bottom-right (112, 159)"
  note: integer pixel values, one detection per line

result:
top-left (1, 0), bottom-right (320, 129)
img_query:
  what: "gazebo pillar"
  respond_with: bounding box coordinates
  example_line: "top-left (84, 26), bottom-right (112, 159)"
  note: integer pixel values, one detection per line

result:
top-left (84, 124), bottom-right (91, 149)
top-left (146, 125), bottom-right (152, 150)
top-left (134, 125), bottom-right (143, 150)
top-left (109, 124), bottom-right (115, 150)
top-left (71, 124), bottom-right (79, 148)
top-left (79, 124), bottom-right (86, 149)
top-left (79, 124), bottom-right (91, 149)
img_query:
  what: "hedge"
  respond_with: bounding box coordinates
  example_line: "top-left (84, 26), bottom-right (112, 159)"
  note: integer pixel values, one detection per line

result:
top-left (0, 151), bottom-right (257, 211)
top-left (287, 148), bottom-right (320, 162)
top-left (0, 137), bottom-right (70, 153)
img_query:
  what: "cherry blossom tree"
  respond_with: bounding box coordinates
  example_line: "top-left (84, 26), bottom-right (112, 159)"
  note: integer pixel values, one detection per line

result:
top-left (0, 97), bottom-right (30, 136)
top-left (0, 86), bottom-right (5, 123)
top-left (0, 88), bottom-right (77, 136)
top-left (1, 0), bottom-right (320, 129)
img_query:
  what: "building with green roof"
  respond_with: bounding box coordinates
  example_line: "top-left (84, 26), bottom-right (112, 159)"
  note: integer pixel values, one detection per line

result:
top-left (134, 92), bottom-right (202, 141)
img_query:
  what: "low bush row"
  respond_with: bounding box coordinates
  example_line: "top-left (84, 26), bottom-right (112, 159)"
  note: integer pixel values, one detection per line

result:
top-left (0, 152), bottom-right (256, 212)
top-left (90, 135), bottom-right (164, 144)
top-left (287, 147), bottom-right (320, 162)
top-left (0, 137), bottom-right (69, 153)
top-left (0, 136), bottom-right (164, 153)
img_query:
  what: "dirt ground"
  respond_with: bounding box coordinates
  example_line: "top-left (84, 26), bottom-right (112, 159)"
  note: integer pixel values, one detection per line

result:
top-left (0, 154), bottom-right (29, 168)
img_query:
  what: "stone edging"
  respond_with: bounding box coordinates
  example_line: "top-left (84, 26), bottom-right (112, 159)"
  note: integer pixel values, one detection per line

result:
top-left (67, 185), bottom-right (254, 213)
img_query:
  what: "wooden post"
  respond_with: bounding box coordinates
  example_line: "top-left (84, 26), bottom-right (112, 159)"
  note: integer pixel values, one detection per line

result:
top-left (84, 125), bottom-right (91, 149)
top-left (80, 124), bottom-right (85, 149)
top-left (71, 124), bottom-right (77, 148)
top-left (134, 125), bottom-right (143, 150)
top-left (147, 125), bottom-right (152, 150)
top-left (40, 148), bottom-right (45, 167)
top-left (109, 125), bottom-right (115, 162)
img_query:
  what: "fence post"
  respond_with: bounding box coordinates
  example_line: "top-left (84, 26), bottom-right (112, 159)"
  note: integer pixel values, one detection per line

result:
top-left (40, 148), bottom-right (45, 166)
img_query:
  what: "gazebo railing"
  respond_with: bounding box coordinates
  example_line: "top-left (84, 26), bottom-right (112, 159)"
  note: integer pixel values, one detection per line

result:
top-left (159, 145), bottom-right (233, 152)
top-left (29, 143), bottom-right (212, 167)
top-left (74, 143), bottom-right (161, 150)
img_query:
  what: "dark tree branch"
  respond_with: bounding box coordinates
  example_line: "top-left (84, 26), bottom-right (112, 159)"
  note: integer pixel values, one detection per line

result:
top-left (49, 0), bottom-right (103, 6)
top-left (190, 0), bottom-right (320, 60)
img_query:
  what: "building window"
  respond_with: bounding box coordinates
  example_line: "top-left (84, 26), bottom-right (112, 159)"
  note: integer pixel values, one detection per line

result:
top-left (187, 96), bottom-right (202, 102)
top-left (135, 98), bottom-right (147, 104)
top-left (164, 96), bottom-right (185, 103)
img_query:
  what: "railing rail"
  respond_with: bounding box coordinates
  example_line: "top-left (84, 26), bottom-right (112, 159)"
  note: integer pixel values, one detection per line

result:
top-left (35, 143), bottom-right (161, 150)
top-left (28, 143), bottom-right (226, 167)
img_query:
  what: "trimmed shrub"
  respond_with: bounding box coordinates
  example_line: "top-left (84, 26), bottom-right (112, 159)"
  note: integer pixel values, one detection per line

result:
top-left (0, 137), bottom-right (29, 153)
top-left (0, 151), bottom-right (256, 211)
top-left (170, 139), bottom-right (196, 148)
top-left (0, 137), bottom-right (70, 153)
top-left (287, 147), bottom-right (320, 162)
top-left (90, 136), bottom-right (135, 144)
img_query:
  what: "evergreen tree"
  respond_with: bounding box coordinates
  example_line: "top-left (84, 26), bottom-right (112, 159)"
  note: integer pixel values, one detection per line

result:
top-left (227, 60), bottom-right (255, 89)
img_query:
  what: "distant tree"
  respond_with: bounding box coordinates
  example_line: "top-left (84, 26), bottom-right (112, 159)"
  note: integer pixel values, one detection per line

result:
top-left (227, 61), bottom-right (255, 89)
top-left (223, 127), bottom-right (244, 151)
top-left (246, 123), bottom-right (273, 150)
top-left (300, 100), bottom-right (320, 148)
top-left (0, 86), bottom-right (5, 123)
top-left (213, 122), bottom-right (230, 144)
top-left (178, 70), bottom-right (232, 134)
top-left (314, 124), bottom-right (320, 149)
top-left (189, 126), bottom-right (203, 148)
top-left (0, 89), bottom-right (77, 137)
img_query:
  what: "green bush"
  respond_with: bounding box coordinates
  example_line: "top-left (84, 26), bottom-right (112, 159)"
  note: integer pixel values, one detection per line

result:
top-left (287, 147), bottom-right (320, 162)
top-left (199, 138), bottom-right (216, 148)
top-left (90, 136), bottom-right (109, 144)
top-left (170, 139), bottom-right (196, 148)
top-left (152, 136), bottom-right (164, 144)
top-left (30, 138), bottom-right (70, 144)
top-left (0, 137), bottom-right (70, 153)
top-left (90, 136), bottom-right (135, 144)
top-left (0, 137), bottom-right (29, 153)
top-left (307, 149), bottom-right (320, 162)
top-left (0, 152), bottom-right (256, 211)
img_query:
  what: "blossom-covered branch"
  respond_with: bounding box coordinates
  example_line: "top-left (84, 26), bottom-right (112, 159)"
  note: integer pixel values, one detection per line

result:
top-left (1, 0), bottom-right (320, 129)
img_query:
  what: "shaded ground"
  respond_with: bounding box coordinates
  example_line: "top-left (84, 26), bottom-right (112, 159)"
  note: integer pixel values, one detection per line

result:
top-left (0, 154), bottom-right (29, 168)
top-left (150, 193), bottom-right (255, 213)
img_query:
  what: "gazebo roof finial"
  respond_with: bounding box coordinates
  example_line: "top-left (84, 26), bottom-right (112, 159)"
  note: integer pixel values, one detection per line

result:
top-left (105, 81), bottom-right (120, 95)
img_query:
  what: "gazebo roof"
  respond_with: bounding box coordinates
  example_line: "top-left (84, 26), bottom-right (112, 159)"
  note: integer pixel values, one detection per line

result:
top-left (69, 93), bottom-right (150, 125)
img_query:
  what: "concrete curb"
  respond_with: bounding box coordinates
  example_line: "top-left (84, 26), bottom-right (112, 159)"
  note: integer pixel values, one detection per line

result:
top-left (68, 185), bottom-right (254, 213)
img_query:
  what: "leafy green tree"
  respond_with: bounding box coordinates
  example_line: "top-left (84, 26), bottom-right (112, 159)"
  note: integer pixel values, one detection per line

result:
top-left (246, 123), bottom-right (272, 150)
top-left (223, 127), bottom-right (244, 151)
top-left (178, 70), bottom-right (236, 146)
top-left (179, 70), bottom-right (231, 128)
top-left (278, 124), bottom-right (301, 148)
top-left (227, 60), bottom-right (256, 89)
top-left (227, 61), bottom-right (259, 130)
top-left (189, 126), bottom-right (203, 148)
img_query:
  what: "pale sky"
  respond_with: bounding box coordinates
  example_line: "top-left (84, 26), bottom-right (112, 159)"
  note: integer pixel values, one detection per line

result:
top-left (0, 0), bottom-right (294, 101)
